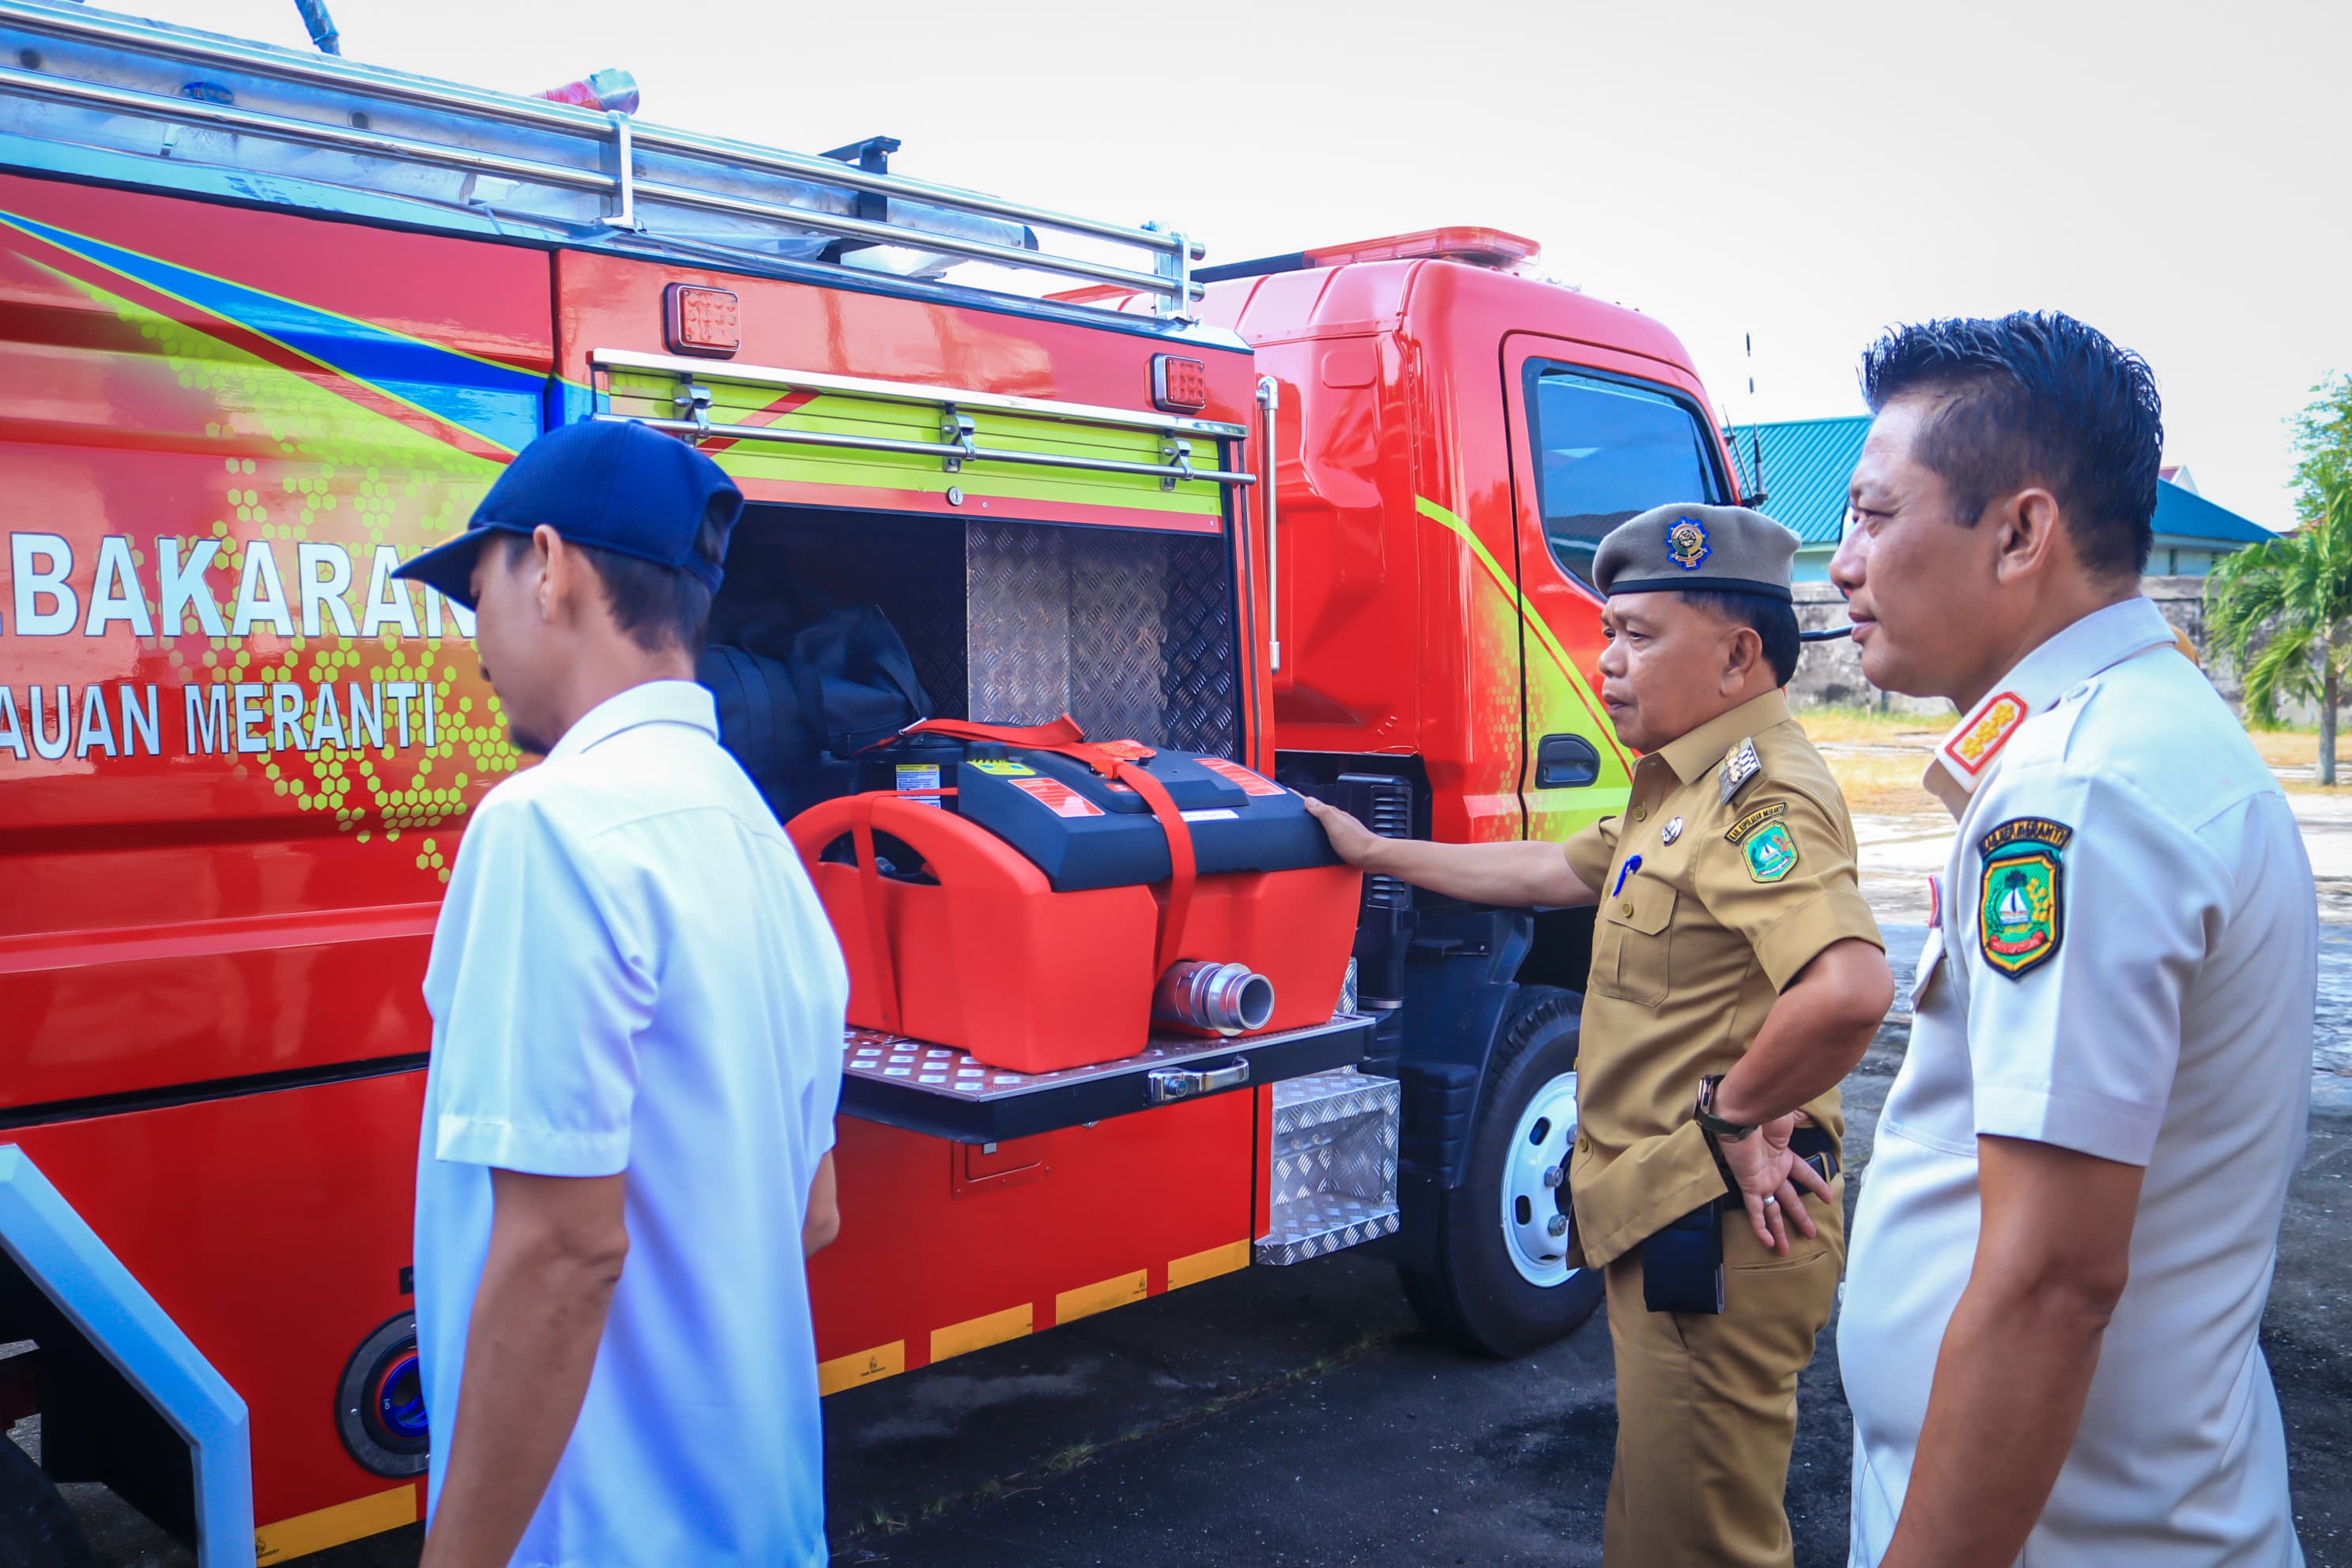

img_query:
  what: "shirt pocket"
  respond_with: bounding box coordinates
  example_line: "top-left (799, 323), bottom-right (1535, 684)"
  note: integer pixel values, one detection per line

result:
top-left (1591, 878), bottom-right (1676, 1007)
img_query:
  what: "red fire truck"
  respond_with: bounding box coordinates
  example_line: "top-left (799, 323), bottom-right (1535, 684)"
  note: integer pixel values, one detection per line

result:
top-left (0, 4), bottom-right (1747, 1562)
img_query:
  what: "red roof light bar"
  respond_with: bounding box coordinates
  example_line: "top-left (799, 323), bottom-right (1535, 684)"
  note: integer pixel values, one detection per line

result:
top-left (1193, 226), bottom-right (1540, 285)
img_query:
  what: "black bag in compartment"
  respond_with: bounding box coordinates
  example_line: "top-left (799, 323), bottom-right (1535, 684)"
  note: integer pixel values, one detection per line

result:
top-left (699, 601), bottom-right (932, 820)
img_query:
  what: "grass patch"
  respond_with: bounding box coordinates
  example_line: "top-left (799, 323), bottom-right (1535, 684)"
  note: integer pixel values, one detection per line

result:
top-left (1824, 752), bottom-right (1940, 815)
top-left (2245, 726), bottom-right (2351, 774)
top-left (1043, 1442), bottom-right (1095, 1474)
top-left (1794, 703), bottom-right (1950, 745)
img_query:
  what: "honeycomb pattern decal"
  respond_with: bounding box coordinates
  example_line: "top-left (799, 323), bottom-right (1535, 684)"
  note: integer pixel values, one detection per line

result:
top-left (44, 258), bottom-right (529, 884)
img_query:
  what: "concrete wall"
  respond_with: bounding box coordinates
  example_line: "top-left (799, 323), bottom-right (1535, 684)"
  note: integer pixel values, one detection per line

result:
top-left (1788, 583), bottom-right (1951, 719)
top-left (1786, 576), bottom-right (2288, 721)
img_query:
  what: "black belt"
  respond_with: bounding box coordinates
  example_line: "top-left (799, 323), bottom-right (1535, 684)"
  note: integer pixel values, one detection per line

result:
top-left (1642, 1126), bottom-right (1840, 1316)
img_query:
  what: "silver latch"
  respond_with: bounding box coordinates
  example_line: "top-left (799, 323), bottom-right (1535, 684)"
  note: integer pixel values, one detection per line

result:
top-left (1159, 437), bottom-right (1193, 492)
top-left (941, 408), bottom-right (978, 472)
top-left (673, 379), bottom-right (712, 440)
top-left (1145, 1057), bottom-right (1250, 1105)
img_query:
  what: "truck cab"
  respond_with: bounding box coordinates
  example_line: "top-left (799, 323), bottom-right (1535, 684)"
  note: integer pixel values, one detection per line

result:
top-left (1198, 228), bottom-right (1745, 1353)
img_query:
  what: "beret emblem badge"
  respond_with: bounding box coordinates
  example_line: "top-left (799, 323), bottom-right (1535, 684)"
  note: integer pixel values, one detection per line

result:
top-left (1667, 516), bottom-right (1710, 571)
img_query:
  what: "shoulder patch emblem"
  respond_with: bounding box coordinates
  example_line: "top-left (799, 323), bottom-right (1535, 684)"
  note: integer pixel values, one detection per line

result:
top-left (1667, 515), bottom-right (1711, 571)
top-left (1724, 800), bottom-right (1787, 846)
top-left (1979, 827), bottom-right (2064, 978)
top-left (1744, 821), bottom-right (1798, 883)
top-left (1944, 691), bottom-right (2027, 776)
top-left (1718, 737), bottom-right (1762, 805)
top-left (1661, 816), bottom-right (1683, 846)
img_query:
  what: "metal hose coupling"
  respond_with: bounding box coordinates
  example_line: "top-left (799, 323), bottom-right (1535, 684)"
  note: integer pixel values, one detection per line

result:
top-left (1153, 960), bottom-right (1276, 1036)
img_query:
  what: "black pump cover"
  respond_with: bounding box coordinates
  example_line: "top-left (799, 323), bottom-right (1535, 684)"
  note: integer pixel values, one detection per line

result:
top-left (955, 745), bottom-right (1340, 890)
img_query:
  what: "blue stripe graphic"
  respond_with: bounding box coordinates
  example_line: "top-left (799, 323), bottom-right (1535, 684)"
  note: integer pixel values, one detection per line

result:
top-left (2, 209), bottom-right (545, 452)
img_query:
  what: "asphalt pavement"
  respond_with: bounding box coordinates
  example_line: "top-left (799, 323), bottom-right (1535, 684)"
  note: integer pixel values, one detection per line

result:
top-left (797, 925), bottom-right (2351, 1568)
top-left (58, 926), bottom-right (2352, 1567)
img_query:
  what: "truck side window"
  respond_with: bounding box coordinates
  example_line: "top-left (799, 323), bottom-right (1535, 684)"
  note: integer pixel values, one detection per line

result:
top-left (1526, 366), bottom-right (1727, 587)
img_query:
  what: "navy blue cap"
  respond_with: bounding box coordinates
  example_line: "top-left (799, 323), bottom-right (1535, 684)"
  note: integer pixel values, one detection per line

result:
top-left (394, 419), bottom-right (744, 611)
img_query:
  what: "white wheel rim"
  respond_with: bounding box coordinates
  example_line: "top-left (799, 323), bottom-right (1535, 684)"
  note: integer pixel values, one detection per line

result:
top-left (1501, 1068), bottom-right (1581, 1288)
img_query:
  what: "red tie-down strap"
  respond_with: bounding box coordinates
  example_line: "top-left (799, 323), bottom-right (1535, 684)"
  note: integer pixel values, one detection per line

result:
top-left (896, 716), bottom-right (1193, 974)
top-left (846, 792), bottom-right (903, 1035)
top-left (896, 714), bottom-right (1094, 750)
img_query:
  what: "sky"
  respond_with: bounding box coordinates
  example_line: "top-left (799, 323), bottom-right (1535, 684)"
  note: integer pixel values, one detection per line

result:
top-left (115, 0), bottom-right (2349, 531)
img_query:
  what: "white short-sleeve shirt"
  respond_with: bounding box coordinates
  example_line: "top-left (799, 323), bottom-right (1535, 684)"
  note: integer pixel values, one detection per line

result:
top-left (1841, 598), bottom-right (2313, 1567)
top-left (413, 680), bottom-right (847, 1568)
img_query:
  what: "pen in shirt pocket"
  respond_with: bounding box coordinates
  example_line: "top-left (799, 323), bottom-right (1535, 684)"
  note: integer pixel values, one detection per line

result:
top-left (1612, 854), bottom-right (1643, 898)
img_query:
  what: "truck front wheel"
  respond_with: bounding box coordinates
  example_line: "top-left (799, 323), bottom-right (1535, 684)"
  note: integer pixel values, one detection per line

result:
top-left (1400, 987), bottom-right (1604, 1356)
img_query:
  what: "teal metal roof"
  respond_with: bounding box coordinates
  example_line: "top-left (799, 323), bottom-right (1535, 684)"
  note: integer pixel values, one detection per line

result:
top-left (1724, 416), bottom-right (1869, 545)
top-left (1725, 415), bottom-right (2277, 550)
top-left (2150, 481), bottom-right (2275, 545)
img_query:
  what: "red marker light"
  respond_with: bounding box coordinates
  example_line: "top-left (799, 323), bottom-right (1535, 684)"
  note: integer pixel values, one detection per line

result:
top-left (665, 284), bottom-right (740, 358)
top-left (1152, 354), bottom-right (1208, 413)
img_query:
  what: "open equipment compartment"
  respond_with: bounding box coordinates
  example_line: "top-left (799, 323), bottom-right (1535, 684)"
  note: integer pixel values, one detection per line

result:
top-left (709, 502), bottom-right (1244, 761)
top-left (704, 498), bottom-right (1371, 1137)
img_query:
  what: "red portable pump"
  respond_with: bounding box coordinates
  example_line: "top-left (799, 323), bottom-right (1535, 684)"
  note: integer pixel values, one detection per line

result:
top-left (786, 718), bottom-right (1360, 1072)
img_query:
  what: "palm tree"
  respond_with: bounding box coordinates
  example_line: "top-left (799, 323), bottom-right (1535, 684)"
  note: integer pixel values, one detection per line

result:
top-left (2205, 469), bottom-right (2352, 785)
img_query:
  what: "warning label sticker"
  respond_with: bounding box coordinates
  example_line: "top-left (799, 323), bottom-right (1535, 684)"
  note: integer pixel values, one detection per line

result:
top-left (1198, 757), bottom-right (1283, 797)
top-left (1010, 777), bottom-right (1105, 817)
top-left (895, 763), bottom-right (943, 808)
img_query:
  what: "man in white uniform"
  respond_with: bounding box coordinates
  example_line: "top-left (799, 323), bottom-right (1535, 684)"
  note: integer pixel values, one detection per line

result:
top-left (1830, 312), bottom-right (2313, 1566)
top-left (395, 419), bottom-right (848, 1568)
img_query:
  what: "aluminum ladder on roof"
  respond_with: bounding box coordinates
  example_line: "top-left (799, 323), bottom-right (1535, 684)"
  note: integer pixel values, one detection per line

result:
top-left (0, 0), bottom-right (1204, 318)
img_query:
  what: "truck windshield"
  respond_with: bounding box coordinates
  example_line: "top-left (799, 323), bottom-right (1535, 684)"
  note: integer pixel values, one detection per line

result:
top-left (1526, 366), bottom-right (1727, 587)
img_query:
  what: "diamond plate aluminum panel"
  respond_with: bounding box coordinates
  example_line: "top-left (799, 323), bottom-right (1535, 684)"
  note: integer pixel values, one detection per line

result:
top-left (1068, 531), bottom-right (1170, 744)
top-left (1253, 1197), bottom-right (1401, 1267)
top-left (964, 518), bottom-right (1236, 752)
top-left (966, 518), bottom-right (1074, 728)
top-left (1160, 537), bottom-right (1238, 756)
top-left (1272, 1068), bottom-right (1401, 1136)
top-left (1258, 1069), bottom-right (1400, 1266)
top-left (843, 1020), bottom-right (1362, 1102)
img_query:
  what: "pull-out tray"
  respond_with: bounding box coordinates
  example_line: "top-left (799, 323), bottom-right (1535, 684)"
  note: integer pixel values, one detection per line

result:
top-left (838, 1015), bottom-right (1376, 1144)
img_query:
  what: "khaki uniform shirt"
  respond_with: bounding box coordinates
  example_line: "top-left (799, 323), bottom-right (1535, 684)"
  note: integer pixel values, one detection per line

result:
top-left (1562, 688), bottom-right (1882, 1269)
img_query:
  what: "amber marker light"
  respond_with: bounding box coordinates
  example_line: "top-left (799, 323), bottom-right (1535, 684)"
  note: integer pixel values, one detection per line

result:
top-left (1152, 354), bottom-right (1209, 413)
top-left (665, 284), bottom-right (741, 358)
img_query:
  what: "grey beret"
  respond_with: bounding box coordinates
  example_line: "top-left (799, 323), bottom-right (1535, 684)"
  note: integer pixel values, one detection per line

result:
top-left (1592, 503), bottom-right (1801, 602)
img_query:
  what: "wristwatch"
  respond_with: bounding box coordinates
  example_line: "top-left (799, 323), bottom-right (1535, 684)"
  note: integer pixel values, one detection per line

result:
top-left (1694, 1075), bottom-right (1755, 1142)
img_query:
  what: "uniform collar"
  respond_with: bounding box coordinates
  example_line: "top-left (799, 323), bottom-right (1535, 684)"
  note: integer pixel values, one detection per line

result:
top-left (1924, 597), bottom-right (2175, 814)
top-left (546, 678), bottom-right (719, 763)
top-left (1654, 688), bottom-right (1792, 786)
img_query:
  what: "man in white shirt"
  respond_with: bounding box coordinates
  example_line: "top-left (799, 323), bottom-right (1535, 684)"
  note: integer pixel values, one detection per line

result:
top-left (394, 419), bottom-right (849, 1568)
top-left (1829, 311), bottom-right (2313, 1567)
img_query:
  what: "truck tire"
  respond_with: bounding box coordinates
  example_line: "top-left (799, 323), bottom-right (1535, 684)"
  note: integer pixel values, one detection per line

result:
top-left (1400, 986), bottom-right (1604, 1357)
top-left (0, 1429), bottom-right (93, 1568)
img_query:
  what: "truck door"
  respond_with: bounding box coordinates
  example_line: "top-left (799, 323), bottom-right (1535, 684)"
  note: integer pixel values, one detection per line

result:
top-left (1501, 334), bottom-right (1736, 846)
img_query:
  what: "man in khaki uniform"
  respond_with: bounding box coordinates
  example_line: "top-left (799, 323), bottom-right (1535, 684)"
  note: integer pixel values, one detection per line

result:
top-left (1307, 504), bottom-right (1894, 1567)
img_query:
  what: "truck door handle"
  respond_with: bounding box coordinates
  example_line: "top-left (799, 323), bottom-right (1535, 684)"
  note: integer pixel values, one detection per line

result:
top-left (1534, 733), bottom-right (1601, 789)
top-left (1146, 1057), bottom-right (1251, 1105)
